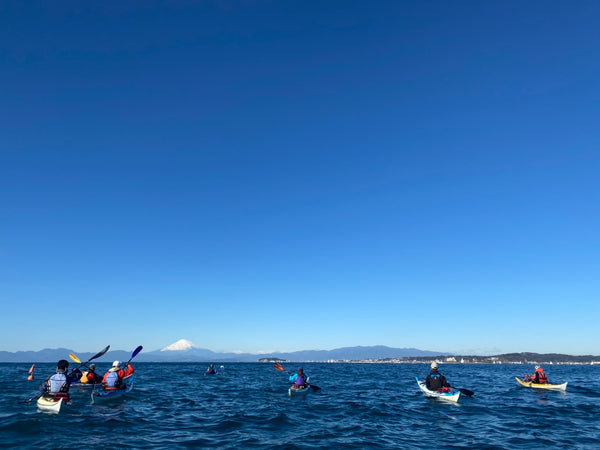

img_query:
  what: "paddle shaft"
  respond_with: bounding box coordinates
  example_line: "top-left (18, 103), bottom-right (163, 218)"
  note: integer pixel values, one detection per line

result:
top-left (450, 385), bottom-right (474, 396)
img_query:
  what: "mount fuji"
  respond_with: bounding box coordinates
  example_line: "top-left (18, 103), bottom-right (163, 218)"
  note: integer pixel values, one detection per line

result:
top-left (0, 340), bottom-right (445, 362)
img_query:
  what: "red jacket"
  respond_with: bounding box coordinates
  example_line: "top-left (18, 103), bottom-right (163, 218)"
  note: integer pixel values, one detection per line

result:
top-left (85, 371), bottom-right (102, 384)
top-left (102, 364), bottom-right (135, 389)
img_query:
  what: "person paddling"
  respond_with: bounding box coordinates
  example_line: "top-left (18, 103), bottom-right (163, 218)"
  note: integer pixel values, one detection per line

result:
top-left (81, 363), bottom-right (102, 384)
top-left (102, 360), bottom-right (134, 390)
top-left (206, 364), bottom-right (217, 375)
top-left (289, 367), bottom-right (308, 390)
top-left (524, 365), bottom-right (548, 384)
top-left (425, 362), bottom-right (451, 392)
top-left (40, 359), bottom-right (80, 401)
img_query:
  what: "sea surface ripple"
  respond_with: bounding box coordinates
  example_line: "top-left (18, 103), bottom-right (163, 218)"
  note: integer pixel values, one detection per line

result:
top-left (2, 362), bottom-right (599, 448)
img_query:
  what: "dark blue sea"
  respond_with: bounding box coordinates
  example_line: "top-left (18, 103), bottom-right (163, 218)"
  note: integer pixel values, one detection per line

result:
top-left (2, 362), bottom-right (600, 449)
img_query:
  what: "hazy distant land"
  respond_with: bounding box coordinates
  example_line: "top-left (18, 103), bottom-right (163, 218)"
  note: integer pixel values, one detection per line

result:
top-left (2, 346), bottom-right (599, 364)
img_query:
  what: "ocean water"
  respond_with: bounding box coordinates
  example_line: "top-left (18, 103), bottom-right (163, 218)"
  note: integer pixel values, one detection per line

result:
top-left (2, 362), bottom-right (600, 449)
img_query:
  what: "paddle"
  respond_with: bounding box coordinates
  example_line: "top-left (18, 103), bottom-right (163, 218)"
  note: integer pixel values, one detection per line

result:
top-left (23, 345), bottom-right (110, 403)
top-left (273, 363), bottom-right (321, 391)
top-left (450, 385), bottom-right (474, 397)
top-left (126, 345), bottom-right (143, 365)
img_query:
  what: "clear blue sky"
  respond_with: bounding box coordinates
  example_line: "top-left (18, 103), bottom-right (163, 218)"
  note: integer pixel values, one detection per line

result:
top-left (1, 1), bottom-right (599, 355)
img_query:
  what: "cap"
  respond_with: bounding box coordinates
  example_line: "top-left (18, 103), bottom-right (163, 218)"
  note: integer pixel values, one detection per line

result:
top-left (431, 362), bottom-right (438, 370)
top-left (89, 364), bottom-right (96, 370)
top-left (112, 360), bottom-right (122, 368)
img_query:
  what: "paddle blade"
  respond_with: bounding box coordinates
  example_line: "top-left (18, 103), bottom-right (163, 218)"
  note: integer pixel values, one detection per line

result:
top-left (90, 345), bottom-right (110, 361)
top-left (459, 388), bottom-right (474, 397)
top-left (27, 364), bottom-right (34, 380)
top-left (273, 363), bottom-right (285, 372)
top-left (131, 345), bottom-right (143, 360)
top-left (69, 352), bottom-right (82, 364)
top-left (125, 345), bottom-right (143, 364)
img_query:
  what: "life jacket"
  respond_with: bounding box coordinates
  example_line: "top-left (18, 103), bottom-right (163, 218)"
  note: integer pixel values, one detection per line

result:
top-left (48, 373), bottom-right (68, 393)
top-left (103, 371), bottom-right (122, 389)
top-left (535, 368), bottom-right (548, 384)
top-left (294, 374), bottom-right (306, 386)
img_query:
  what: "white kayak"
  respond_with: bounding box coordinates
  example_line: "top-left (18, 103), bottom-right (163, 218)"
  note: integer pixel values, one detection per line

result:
top-left (516, 377), bottom-right (568, 391)
top-left (416, 378), bottom-right (460, 403)
top-left (37, 393), bottom-right (68, 413)
top-left (288, 377), bottom-right (311, 396)
top-left (91, 375), bottom-right (134, 404)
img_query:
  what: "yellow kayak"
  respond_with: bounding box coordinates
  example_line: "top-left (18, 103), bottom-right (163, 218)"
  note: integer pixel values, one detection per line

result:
top-left (515, 377), bottom-right (567, 391)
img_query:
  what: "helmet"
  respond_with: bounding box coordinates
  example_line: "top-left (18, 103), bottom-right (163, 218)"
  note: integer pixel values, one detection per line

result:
top-left (112, 361), bottom-right (122, 368)
top-left (57, 359), bottom-right (69, 373)
top-left (431, 362), bottom-right (438, 370)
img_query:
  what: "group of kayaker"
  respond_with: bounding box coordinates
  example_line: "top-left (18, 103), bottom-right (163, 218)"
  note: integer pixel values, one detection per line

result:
top-left (40, 359), bottom-right (135, 399)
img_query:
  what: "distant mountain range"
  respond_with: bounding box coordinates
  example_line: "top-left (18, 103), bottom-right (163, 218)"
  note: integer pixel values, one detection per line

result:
top-left (0, 340), bottom-right (444, 363)
top-left (3, 340), bottom-right (595, 364)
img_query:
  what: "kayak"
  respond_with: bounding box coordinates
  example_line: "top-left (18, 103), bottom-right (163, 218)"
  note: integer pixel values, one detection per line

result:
top-left (288, 377), bottom-right (311, 397)
top-left (288, 385), bottom-right (311, 396)
top-left (515, 377), bottom-right (568, 391)
top-left (91, 375), bottom-right (134, 404)
top-left (37, 393), bottom-right (69, 413)
top-left (71, 382), bottom-right (102, 389)
top-left (416, 378), bottom-right (460, 403)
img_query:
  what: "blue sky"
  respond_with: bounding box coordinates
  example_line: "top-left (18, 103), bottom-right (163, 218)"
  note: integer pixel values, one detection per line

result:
top-left (1, 1), bottom-right (599, 355)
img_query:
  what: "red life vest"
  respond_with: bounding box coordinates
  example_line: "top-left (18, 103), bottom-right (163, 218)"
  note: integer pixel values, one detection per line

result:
top-left (535, 368), bottom-right (548, 384)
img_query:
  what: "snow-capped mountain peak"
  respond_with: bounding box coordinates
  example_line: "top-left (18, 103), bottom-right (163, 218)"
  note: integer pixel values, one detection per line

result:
top-left (161, 339), bottom-right (197, 351)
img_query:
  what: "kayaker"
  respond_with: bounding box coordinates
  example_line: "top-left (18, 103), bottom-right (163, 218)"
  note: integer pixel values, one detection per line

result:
top-left (102, 360), bottom-right (135, 390)
top-left (206, 364), bottom-right (217, 375)
top-left (41, 359), bottom-right (79, 398)
top-left (81, 363), bottom-right (102, 384)
top-left (289, 367), bottom-right (308, 390)
top-left (525, 365), bottom-right (548, 384)
top-left (425, 362), bottom-right (451, 392)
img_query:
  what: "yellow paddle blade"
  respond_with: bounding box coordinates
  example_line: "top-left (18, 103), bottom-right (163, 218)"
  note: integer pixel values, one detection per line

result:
top-left (69, 352), bottom-right (82, 364)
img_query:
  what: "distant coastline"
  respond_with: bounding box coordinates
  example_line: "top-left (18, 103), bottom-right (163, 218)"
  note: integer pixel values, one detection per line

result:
top-left (265, 352), bottom-right (600, 365)
top-left (2, 345), bottom-right (599, 364)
